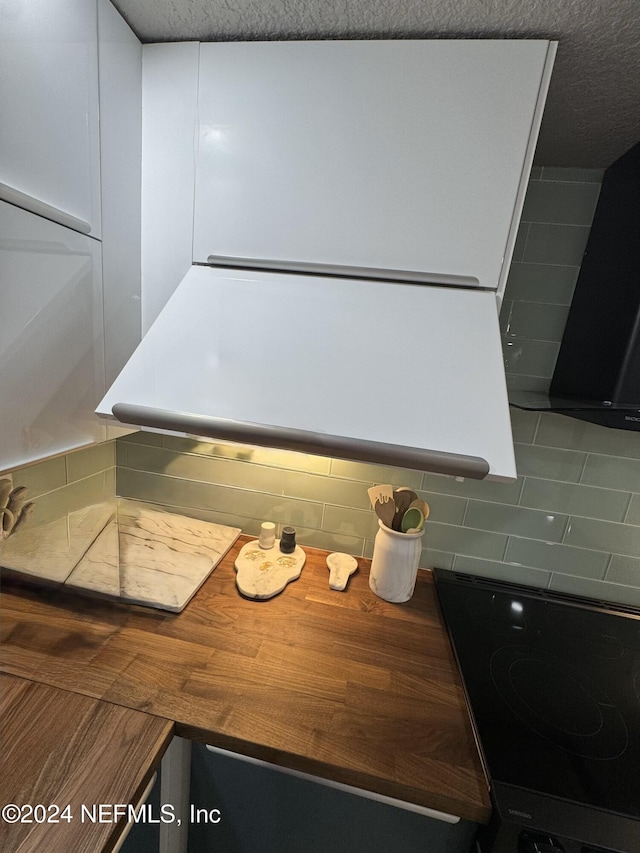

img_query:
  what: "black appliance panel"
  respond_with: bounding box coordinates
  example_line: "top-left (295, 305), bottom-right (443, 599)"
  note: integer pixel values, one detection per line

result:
top-left (550, 141), bottom-right (640, 407)
top-left (433, 572), bottom-right (640, 833)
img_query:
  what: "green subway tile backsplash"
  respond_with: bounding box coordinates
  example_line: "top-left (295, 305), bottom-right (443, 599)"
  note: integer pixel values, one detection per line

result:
top-left (452, 555), bottom-right (552, 588)
top-left (329, 458), bottom-right (422, 489)
top-left (323, 504), bottom-right (377, 540)
top-left (626, 495), bottom-right (640, 526)
top-left (548, 574), bottom-right (640, 609)
top-left (503, 301), bottom-right (570, 343)
top-left (505, 374), bottom-right (551, 393)
top-left (580, 454), bottom-right (640, 492)
top-left (4, 169), bottom-right (639, 611)
top-left (536, 413), bottom-right (640, 459)
top-left (464, 500), bottom-right (567, 542)
top-left (417, 491), bottom-right (467, 525)
top-left (422, 473), bottom-right (523, 506)
top-left (117, 466), bottom-right (325, 530)
top-left (502, 173), bottom-right (599, 394)
top-left (503, 263), bottom-right (579, 306)
top-left (5, 443), bottom-right (116, 528)
top-left (505, 537), bottom-right (609, 578)
top-left (11, 456), bottom-right (67, 499)
top-left (564, 516), bottom-right (640, 558)
top-left (519, 478), bottom-right (631, 523)
top-left (514, 443), bottom-right (586, 482)
top-left (511, 222), bottom-right (529, 262)
top-left (120, 430), bottom-right (164, 447)
top-left (28, 470), bottom-right (115, 526)
top-left (297, 527), bottom-right (365, 556)
top-left (508, 407), bottom-right (539, 444)
top-left (420, 549), bottom-right (455, 571)
top-left (607, 554), bottom-right (640, 586)
top-left (540, 167), bottom-right (605, 184)
top-left (503, 338), bottom-right (560, 377)
top-left (424, 523), bottom-right (508, 562)
top-left (520, 180), bottom-right (600, 226)
top-left (125, 442), bottom-right (287, 494)
top-left (65, 441), bottom-right (115, 483)
top-left (522, 223), bottom-right (590, 266)
top-left (163, 434), bottom-right (332, 474)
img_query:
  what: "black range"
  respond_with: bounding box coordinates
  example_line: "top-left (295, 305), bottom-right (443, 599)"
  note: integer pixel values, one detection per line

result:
top-left (433, 569), bottom-right (640, 853)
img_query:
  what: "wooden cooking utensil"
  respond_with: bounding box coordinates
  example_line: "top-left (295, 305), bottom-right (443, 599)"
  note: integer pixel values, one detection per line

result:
top-left (367, 484), bottom-right (393, 511)
top-left (408, 498), bottom-right (430, 521)
top-left (395, 487), bottom-right (418, 502)
top-left (391, 489), bottom-right (414, 530)
top-left (375, 497), bottom-right (396, 530)
top-left (368, 484), bottom-right (396, 529)
top-left (401, 506), bottom-right (425, 533)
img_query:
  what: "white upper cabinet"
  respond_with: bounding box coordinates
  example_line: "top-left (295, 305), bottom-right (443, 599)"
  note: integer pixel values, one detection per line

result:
top-left (0, 0), bottom-right (101, 237)
top-left (97, 0), bottom-right (142, 388)
top-left (193, 40), bottom-right (554, 294)
top-left (0, 202), bottom-right (106, 472)
top-left (141, 43), bottom-right (200, 331)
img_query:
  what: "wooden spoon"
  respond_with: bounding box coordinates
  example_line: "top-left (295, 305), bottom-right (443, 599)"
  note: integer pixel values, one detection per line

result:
top-left (392, 489), bottom-right (414, 530)
top-left (401, 506), bottom-right (425, 533)
top-left (375, 497), bottom-right (396, 530)
top-left (408, 498), bottom-right (430, 521)
top-left (395, 487), bottom-right (418, 502)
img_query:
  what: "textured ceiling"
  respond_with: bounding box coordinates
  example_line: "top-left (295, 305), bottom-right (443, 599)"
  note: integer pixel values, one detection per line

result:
top-left (112, 0), bottom-right (640, 167)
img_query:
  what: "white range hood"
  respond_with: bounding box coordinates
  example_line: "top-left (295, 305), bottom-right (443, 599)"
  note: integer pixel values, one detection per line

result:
top-left (99, 264), bottom-right (513, 478)
top-left (98, 39), bottom-right (557, 482)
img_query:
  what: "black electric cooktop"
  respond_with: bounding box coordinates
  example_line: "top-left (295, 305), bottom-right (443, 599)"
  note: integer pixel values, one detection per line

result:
top-left (434, 570), bottom-right (640, 821)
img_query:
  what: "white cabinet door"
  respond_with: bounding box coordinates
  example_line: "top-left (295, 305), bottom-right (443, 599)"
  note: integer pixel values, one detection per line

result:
top-left (97, 0), bottom-right (143, 441)
top-left (0, 202), bottom-right (106, 472)
top-left (0, 0), bottom-right (101, 237)
top-left (97, 0), bottom-right (142, 389)
top-left (141, 42), bottom-right (200, 331)
top-left (194, 40), bottom-right (554, 293)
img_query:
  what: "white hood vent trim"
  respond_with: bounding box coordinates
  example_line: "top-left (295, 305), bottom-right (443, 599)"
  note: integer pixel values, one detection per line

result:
top-left (112, 402), bottom-right (490, 478)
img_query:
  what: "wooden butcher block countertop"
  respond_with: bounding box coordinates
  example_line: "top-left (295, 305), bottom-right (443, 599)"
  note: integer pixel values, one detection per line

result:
top-left (0, 673), bottom-right (173, 853)
top-left (0, 535), bottom-right (491, 825)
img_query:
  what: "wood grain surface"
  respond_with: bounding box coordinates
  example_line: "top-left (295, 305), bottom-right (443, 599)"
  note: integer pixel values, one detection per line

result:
top-left (0, 674), bottom-right (173, 853)
top-left (0, 537), bottom-right (491, 823)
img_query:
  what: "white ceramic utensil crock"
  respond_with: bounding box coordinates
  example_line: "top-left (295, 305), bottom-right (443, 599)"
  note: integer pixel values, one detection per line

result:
top-left (369, 520), bottom-right (424, 603)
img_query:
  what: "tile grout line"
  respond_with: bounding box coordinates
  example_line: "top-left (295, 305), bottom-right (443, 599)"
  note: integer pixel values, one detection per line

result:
top-left (577, 452), bottom-right (589, 484)
top-left (509, 259), bottom-right (583, 269)
top-left (601, 553), bottom-right (613, 582)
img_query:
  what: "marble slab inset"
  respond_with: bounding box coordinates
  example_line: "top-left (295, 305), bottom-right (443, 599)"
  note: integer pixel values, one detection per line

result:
top-left (0, 502), bottom-right (116, 583)
top-left (1, 499), bottom-right (241, 612)
top-left (235, 540), bottom-right (306, 599)
top-left (65, 520), bottom-right (120, 597)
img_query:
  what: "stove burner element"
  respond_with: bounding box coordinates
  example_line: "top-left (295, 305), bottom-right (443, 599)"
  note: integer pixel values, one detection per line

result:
top-left (490, 645), bottom-right (629, 759)
top-left (510, 659), bottom-right (602, 736)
